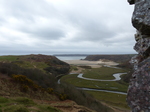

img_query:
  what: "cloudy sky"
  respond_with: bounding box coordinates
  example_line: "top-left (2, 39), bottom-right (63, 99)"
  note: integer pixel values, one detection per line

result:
top-left (0, 0), bottom-right (136, 55)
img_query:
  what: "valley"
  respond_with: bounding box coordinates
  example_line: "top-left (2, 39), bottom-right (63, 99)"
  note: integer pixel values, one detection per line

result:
top-left (0, 54), bottom-right (132, 112)
top-left (60, 58), bottom-right (131, 112)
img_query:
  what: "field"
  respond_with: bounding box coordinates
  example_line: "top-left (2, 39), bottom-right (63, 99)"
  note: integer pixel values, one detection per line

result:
top-left (60, 64), bottom-right (130, 111)
top-left (83, 66), bottom-right (126, 80)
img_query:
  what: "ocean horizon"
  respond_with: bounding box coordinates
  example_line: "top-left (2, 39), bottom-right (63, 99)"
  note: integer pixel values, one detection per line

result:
top-left (56, 55), bottom-right (86, 60)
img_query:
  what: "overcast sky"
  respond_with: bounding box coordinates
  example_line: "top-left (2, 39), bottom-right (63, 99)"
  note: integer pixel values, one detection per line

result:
top-left (0, 0), bottom-right (136, 55)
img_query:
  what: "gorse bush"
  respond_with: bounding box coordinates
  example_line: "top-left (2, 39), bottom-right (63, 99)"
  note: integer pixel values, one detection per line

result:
top-left (46, 88), bottom-right (54, 94)
top-left (58, 93), bottom-right (67, 101)
top-left (0, 62), bottom-right (57, 88)
top-left (12, 74), bottom-right (39, 92)
top-left (12, 75), bottom-right (34, 86)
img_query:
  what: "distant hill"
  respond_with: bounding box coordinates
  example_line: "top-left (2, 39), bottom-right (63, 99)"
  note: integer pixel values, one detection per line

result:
top-left (84, 54), bottom-right (135, 63)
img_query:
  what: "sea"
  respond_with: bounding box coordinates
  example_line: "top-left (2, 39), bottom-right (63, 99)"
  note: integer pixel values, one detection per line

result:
top-left (55, 56), bottom-right (86, 60)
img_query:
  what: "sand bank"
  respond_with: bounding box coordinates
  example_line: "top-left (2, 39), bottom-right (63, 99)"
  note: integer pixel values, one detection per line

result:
top-left (63, 59), bottom-right (118, 68)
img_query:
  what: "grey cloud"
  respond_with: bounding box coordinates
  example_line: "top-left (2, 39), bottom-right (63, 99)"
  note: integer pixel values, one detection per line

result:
top-left (18, 24), bottom-right (66, 40)
top-left (1, 0), bottom-right (58, 18)
top-left (78, 23), bottom-right (116, 42)
top-left (0, 0), bottom-right (60, 29)
top-left (65, 15), bottom-right (116, 42)
top-left (31, 28), bottom-right (65, 39)
top-left (0, 0), bottom-right (136, 54)
top-left (0, 18), bottom-right (5, 26)
top-left (0, 0), bottom-right (66, 40)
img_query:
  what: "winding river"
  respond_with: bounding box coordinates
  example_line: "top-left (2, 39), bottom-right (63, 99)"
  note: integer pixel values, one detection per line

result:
top-left (77, 73), bottom-right (126, 81)
top-left (58, 69), bottom-right (127, 95)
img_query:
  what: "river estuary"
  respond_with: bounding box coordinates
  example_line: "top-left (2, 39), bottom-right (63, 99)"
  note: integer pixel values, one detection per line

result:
top-left (58, 72), bottom-right (127, 95)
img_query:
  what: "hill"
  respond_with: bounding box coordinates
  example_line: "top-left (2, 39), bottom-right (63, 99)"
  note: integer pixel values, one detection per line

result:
top-left (84, 54), bottom-right (135, 63)
top-left (0, 54), bottom-right (112, 112)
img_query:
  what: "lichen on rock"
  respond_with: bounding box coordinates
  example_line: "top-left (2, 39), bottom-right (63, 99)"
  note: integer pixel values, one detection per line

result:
top-left (127, 0), bottom-right (150, 111)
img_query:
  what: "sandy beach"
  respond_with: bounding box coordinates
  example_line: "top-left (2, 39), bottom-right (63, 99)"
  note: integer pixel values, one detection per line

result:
top-left (63, 59), bottom-right (118, 68)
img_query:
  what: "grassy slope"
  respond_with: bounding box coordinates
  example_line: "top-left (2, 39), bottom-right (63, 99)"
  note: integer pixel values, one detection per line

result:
top-left (0, 96), bottom-right (62, 112)
top-left (0, 55), bottom-right (64, 112)
top-left (0, 55), bottom-right (49, 72)
top-left (0, 73), bottom-right (61, 112)
top-left (0, 55), bottom-right (70, 74)
top-left (86, 91), bottom-right (129, 110)
top-left (0, 55), bottom-right (113, 112)
top-left (0, 55), bottom-right (19, 61)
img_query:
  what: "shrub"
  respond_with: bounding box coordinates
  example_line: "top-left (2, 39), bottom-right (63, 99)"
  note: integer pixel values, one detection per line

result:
top-left (32, 84), bottom-right (39, 91)
top-left (0, 62), bottom-right (57, 88)
top-left (12, 75), bottom-right (34, 86)
top-left (59, 93), bottom-right (67, 101)
top-left (46, 88), bottom-right (54, 94)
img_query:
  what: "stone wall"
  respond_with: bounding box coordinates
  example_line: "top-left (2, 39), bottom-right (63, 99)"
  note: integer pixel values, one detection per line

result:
top-left (127, 0), bottom-right (150, 111)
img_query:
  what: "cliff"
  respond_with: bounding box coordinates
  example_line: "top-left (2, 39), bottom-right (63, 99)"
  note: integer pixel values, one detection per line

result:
top-left (127, 0), bottom-right (150, 111)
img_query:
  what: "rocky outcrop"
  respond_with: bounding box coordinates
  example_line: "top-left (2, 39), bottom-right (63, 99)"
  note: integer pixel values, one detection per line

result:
top-left (127, 0), bottom-right (150, 111)
top-left (130, 0), bottom-right (150, 35)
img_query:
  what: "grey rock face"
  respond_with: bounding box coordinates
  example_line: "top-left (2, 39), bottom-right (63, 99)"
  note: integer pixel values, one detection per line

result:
top-left (127, 54), bottom-right (150, 112)
top-left (127, 0), bottom-right (150, 111)
top-left (131, 0), bottom-right (150, 35)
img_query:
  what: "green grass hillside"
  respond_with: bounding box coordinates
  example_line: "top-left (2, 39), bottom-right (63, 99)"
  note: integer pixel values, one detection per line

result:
top-left (0, 54), bottom-right (70, 76)
top-left (0, 54), bottom-right (112, 112)
top-left (0, 96), bottom-right (62, 112)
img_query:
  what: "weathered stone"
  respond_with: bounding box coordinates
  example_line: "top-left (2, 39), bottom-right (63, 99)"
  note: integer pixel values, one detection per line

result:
top-left (131, 0), bottom-right (150, 35)
top-left (127, 1), bottom-right (150, 111)
top-left (134, 34), bottom-right (150, 56)
top-left (127, 57), bottom-right (150, 112)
